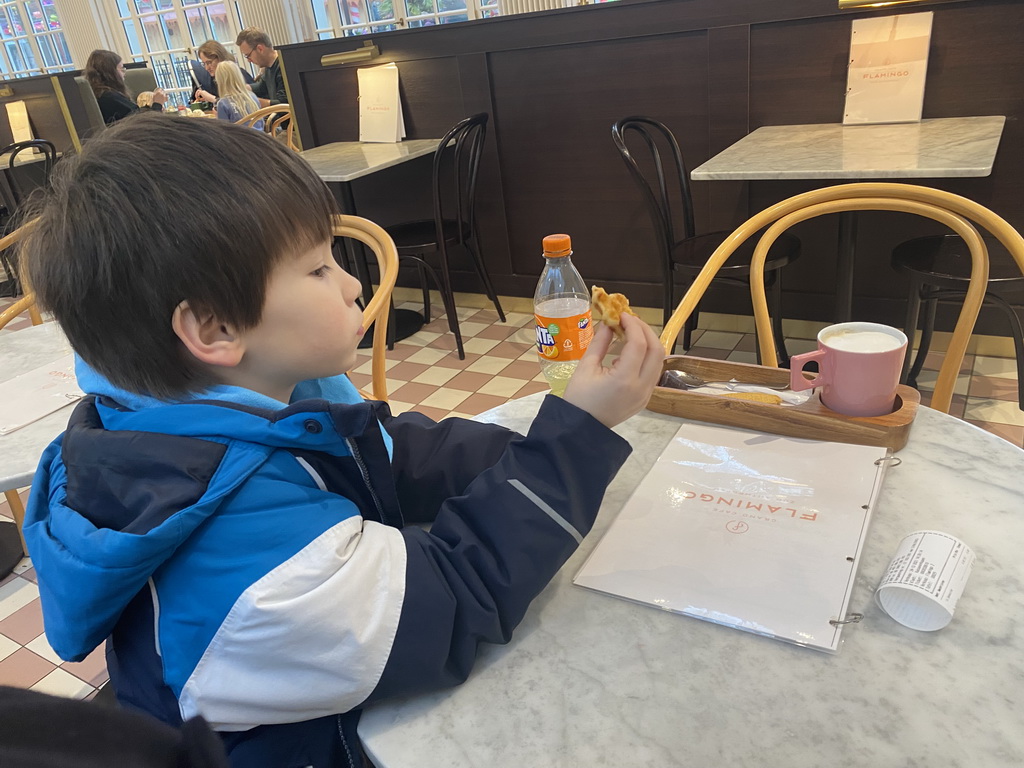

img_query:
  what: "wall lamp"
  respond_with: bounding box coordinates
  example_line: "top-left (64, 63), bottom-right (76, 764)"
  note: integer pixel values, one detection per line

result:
top-left (321, 41), bottom-right (379, 67)
top-left (838, 0), bottom-right (925, 8)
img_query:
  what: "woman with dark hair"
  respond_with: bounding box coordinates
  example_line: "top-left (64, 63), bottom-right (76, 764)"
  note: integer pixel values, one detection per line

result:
top-left (85, 49), bottom-right (167, 124)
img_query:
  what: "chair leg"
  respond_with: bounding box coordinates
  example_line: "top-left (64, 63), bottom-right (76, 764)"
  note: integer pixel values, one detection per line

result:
top-left (908, 291), bottom-right (938, 389)
top-left (436, 245), bottom-right (465, 359)
top-left (682, 301), bottom-right (700, 352)
top-left (976, 291), bottom-right (1024, 411)
top-left (767, 268), bottom-right (789, 367)
top-left (465, 240), bottom-right (505, 323)
top-left (4, 489), bottom-right (27, 555)
top-left (417, 262), bottom-right (431, 324)
top-left (901, 278), bottom-right (924, 385)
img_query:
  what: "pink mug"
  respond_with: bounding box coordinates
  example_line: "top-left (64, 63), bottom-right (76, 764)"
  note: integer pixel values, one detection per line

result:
top-left (790, 322), bottom-right (908, 417)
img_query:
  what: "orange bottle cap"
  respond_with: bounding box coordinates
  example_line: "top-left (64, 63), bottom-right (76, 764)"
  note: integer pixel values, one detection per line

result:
top-left (542, 234), bottom-right (572, 257)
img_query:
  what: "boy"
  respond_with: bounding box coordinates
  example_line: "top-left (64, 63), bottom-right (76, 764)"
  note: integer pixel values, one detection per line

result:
top-left (23, 115), bottom-right (664, 767)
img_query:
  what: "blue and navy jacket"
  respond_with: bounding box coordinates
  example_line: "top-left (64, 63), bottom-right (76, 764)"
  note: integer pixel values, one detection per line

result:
top-left (24, 365), bottom-right (631, 767)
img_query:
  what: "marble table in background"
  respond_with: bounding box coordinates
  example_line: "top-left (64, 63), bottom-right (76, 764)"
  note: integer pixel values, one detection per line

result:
top-left (689, 116), bottom-right (1006, 321)
top-left (0, 323), bottom-right (73, 494)
top-left (0, 323), bottom-right (74, 573)
top-left (359, 392), bottom-right (1024, 768)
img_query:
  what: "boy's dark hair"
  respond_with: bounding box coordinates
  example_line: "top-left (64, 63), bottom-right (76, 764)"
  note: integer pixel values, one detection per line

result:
top-left (23, 113), bottom-right (337, 399)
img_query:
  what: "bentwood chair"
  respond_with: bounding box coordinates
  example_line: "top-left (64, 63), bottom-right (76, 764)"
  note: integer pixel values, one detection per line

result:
top-left (333, 214), bottom-right (399, 402)
top-left (384, 113), bottom-right (505, 360)
top-left (0, 140), bottom-right (56, 295)
top-left (660, 183), bottom-right (1024, 415)
top-left (891, 234), bottom-right (1024, 409)
top-left (235, 104), bottom-right (287, 132)
top-left (612, 116), bottom-right (800, 359)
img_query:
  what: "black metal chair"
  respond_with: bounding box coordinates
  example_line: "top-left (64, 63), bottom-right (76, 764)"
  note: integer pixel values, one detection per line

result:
top-left (612, 116), bottom-right (800, 360)
top-left (0, 139), bottom-right (57, 296)
top-left (383, 113), bottom-right (505, 359)
top-left (892, 233), bottom-right (1024, 409)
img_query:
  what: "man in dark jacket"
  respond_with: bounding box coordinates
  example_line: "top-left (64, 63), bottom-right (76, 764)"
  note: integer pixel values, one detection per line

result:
top-left (236, 27), bottom-right (286, 106)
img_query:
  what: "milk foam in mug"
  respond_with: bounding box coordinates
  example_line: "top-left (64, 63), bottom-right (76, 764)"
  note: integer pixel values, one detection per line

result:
top-left (789, 322), bottom-right (908, 417)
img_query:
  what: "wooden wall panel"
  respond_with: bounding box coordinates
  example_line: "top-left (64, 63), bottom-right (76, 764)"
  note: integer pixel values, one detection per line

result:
top-left (281, 0), bottom-right (1024, 330)
top-left (488, 31), bottom-right (709, 298)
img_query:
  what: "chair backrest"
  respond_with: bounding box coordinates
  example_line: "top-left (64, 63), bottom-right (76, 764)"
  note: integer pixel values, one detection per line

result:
top-left (0, 219), bottom-right (41, 317)
top-left (236, 104), bottom-right (290, 134)
top-left (269, 110), bottom-right (298, 151)
top-left (74, 76), bottom-right (106, 137)
top-left (123, 67), bottom-right (159, 97)
top-left (432, 113), bottom-right (488, 246)
top-left (0, 292), bottom-right (42, 329)
top-left (659, 182), bottom-right (1024, 415)
top-left (4, 140), bottom-right (57, 206)
top-left (612, 116), bottom-right (697, 254)
top-left (332, 214), bottom-right (398, 402)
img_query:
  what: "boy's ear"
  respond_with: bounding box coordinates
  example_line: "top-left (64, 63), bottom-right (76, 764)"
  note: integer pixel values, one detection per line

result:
top-left (172, 301), bottom-right (245, 369)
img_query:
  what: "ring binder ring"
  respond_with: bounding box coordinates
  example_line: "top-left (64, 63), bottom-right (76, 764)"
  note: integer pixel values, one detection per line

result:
top-left (830, 613), bottom-right (864, 626)
top-left (875, 456), bottom-right (902, 467)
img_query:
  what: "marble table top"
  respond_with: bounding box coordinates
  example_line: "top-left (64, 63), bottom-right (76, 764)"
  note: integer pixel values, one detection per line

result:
top-left (690, 116), bottom-right (1006, 180)
top-left (0, 323), bottom-right (74, 491)
top-left (360, 392), bottom-right (1024, 768)
top-left (299, 139), bottom-right (441, 183)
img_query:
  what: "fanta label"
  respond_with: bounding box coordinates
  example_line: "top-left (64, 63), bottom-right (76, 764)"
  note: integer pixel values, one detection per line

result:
top-left (535, 310), bottom-right (593, 362)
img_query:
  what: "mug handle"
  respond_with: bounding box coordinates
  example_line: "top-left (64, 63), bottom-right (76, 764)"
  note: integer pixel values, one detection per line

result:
top-left (789, 349), bottom-right (827, 392)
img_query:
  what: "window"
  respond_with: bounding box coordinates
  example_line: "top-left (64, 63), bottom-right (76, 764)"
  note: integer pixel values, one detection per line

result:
top-left (0, 0), bottom-right (73, 78)
top-left (309, 0), bottom-right (498, 39)
top-left (106, 0), bottom-right (244, 107)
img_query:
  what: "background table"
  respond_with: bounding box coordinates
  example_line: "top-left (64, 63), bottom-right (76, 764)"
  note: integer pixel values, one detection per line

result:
top-left (301, 140), bottom-right (441, 344)
top-left (0, 323), bottom-right (75, 573)
top-left (360, 393), bottom-right (1024, 768)
top-left (690, 117), bottom-right (1006, 322)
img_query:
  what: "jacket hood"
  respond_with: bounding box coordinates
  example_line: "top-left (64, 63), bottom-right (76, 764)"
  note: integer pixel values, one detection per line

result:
top-left (24, 360), bottom-right (387, 661)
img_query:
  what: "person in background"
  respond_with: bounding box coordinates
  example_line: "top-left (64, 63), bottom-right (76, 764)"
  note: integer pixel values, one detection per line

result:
top-left (136, 91), bottom-right (155, 108)
top-left (85, 49), bottom-right (167, 125)
top-left (235, 27), bottom-right (286, 107)
top-left (22, 115), bottom-right (664, 767)
top-left (192, 39), bottom-right (254, 105)
top-left (213, 61), bottom-right (264, 130)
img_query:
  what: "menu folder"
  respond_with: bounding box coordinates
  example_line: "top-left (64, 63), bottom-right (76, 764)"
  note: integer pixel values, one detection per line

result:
top-left (357, 62), bottom-right (406, 143)
top-left (574, 423), bottom-right (893, 653)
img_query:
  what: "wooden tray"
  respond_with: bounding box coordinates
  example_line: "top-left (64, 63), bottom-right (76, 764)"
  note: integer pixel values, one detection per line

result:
top-left (646, 355), bottom-right (920, 451)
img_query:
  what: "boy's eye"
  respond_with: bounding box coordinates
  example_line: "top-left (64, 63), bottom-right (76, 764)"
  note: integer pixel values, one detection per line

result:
top-left (311, 264), bottom-right (332, 278)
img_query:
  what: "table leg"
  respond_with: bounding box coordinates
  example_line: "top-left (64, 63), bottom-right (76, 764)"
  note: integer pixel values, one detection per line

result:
top-left (329, 182), bottom-right (424, 347)
top-left (836, 211), bottom-right (858, 322)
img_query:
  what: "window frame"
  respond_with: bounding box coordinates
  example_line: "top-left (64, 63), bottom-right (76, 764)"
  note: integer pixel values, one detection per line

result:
top-left (102, 0), bottom-right (246, 107)
top-left (0, 0), bottom-right (73, 78)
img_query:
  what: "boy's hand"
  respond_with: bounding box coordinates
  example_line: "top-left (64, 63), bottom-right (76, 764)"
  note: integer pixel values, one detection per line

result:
top-left (563, 312), bottom-right (665, 428)
top-left (153, 88), bottom-right (168, 105)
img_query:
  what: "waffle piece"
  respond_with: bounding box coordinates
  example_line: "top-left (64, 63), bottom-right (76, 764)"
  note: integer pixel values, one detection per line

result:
top-left (591, 286), bottom-right (636, 340)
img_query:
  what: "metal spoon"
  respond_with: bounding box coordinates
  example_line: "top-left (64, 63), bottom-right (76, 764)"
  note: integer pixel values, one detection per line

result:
top-left (659, 369), bottom-right (789, 390)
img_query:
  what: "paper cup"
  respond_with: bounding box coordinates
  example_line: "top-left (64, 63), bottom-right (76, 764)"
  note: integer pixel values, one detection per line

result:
top-left (875, 531), bottom-right (975, 631)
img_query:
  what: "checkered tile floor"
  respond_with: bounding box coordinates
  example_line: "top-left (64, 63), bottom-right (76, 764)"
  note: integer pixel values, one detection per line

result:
top-left (1, 291), bottom-right (1022, 699)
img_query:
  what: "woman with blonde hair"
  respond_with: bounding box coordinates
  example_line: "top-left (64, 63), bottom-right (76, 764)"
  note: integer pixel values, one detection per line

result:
top-left (213, 61), bottom-right (264, 130)
top-left (192, 40), bottom-right (253, 103)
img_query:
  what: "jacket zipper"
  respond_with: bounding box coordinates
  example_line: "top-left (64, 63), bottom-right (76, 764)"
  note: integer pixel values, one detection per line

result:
top-left (345, 438), bottom-right (388, 524)
top-left (337, 714), bottom-right (356, 768)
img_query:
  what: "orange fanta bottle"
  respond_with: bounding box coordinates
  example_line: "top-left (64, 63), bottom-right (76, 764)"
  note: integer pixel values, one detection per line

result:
top-left (534, 234), bottom-right (593, 396)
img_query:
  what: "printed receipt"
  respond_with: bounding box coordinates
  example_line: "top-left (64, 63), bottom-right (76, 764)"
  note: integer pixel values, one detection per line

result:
top-left (875, 530), bottom-right (976, 631)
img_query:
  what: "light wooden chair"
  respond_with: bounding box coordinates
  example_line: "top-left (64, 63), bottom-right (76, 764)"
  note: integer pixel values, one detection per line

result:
top-left (269, 109), bottom-right (299, 152)
top-left (660, 183), bottom-right (1024, 415)
top-left (333, 214), bottom-right (398, 402)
